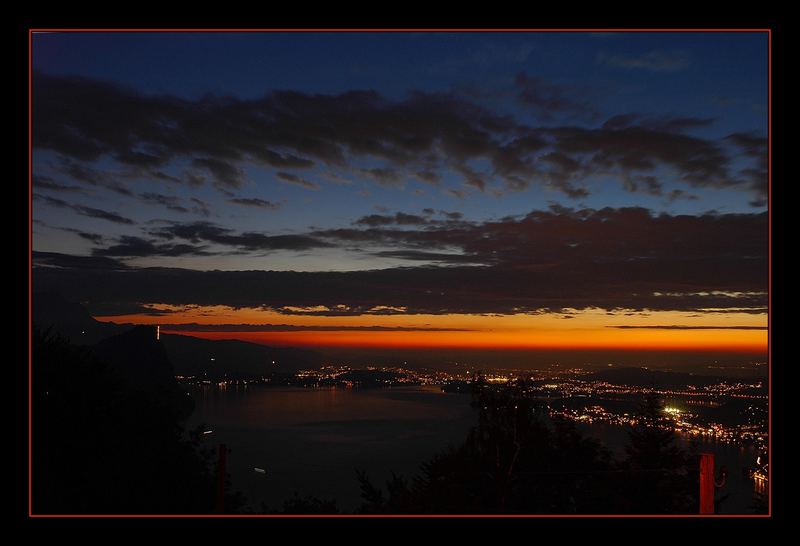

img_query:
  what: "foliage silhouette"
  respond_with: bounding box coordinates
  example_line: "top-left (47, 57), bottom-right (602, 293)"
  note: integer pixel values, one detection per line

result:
top-left (621, 387), bottom-right (698, 513)
top-left (280, 494), bottom-right (340, 514)
top-left (32, 325), bottom-right (245, 514)
top-left (356, 373), bottom-right (625, 514)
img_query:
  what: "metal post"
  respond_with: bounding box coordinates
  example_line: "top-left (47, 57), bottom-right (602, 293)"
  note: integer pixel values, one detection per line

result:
top-left (215, 443), bottom-right (227, 513)
top-left (699, 452), bottom-right (715, 514)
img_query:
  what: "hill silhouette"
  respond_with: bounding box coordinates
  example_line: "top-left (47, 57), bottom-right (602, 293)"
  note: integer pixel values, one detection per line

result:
top-left (94, 325), bottom-right (177, 391)
top-left (589, 367), bottom-right (726, 387)
top-left (32, 293), bottom-right (323, 378)
top-left (161, 334), bottom-right (322, 378)
top-left (32, 291), bottom-right (127, 344)
top-left (31, 328), bottom-right (226, 513)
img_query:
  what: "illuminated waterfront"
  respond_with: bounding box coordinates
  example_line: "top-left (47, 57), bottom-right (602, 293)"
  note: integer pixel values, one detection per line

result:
top-left (182, 363), bottom-right (768, 513)
top-left (178, 363), bottom-right (767, 451)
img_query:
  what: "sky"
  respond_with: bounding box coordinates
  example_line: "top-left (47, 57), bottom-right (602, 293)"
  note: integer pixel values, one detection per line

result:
top-left (30, 31), bottom-right (769, 357)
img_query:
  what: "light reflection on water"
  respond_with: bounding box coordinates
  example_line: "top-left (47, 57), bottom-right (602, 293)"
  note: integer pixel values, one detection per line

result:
top-left (187, 385), bottom-right (476, 511)
top-left (187, 385), bottom-right (761, 513)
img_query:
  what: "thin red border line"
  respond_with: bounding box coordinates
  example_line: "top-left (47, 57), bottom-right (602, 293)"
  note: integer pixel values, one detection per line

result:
top-left (767, 28), bottom-right (772, 517)
top-left (30, 514), bottom-right (768, 518)
top-left (28, 28), bottom-right (773, 33)
top-left (28, 28), bottom-right (33, 518)
top-left (27, 28), bottom-right (772, 518)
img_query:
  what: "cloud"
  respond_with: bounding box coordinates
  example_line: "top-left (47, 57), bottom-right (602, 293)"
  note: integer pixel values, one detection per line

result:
top-left (32, 194), bottom-right (70, 208)
top-left (32, 174), bottom-right (84, 193)
top-left (352, 211), bottom-right (468, 229)
top-left (276, 171), bottom-right (320, 190)
top-left (256, 149), bottom-right (315, 169)
top-left (33, 193), bottom-right (135, 224)
top-left (322, 171), bottom-right (355, 185)
top-left (32, 250), bottom-right (128, 270)
top-left (192, 157), bottom-right (245, 189)
top-left (228, 197), bottom-right (282, 209)
top-left (358, 168), bottom-right (403, 188)
top-left (93, 235), bottom-right (212, 257)
top-left (189, 197), bottom-right (211, 217)
top-left (622, 174), bottom-right (662, 196)
top-left (597, 50), bottom-right (691, 72)
top-left (139, 192), bottom-right (189, 213)
top-left (371, 250), bottom-right (482, 264)
top-left (76, 232), bottom-right (104, 243)
top-left (666, 189), bottom-right (698, 202)
top-left (33, 220), bottom-right (107, 245)
top-left (35, 207), bottom-right (767, 316)
top-left (149, 221), bottom-right (333, 252)
top-left (55, 159), bottom-right (133, 196)
top-left (185, 172), bottom-right (206, 188)
top-left (602, 113), bottom-right (715, 133)
top-left (445, 189), bottom-right (468, 199)
top-left (84, 301), bottom-right (177, 316)
top-left (75, 206), bottom-right (135, 225)
top-left (726, 132), bottom-right (768, 205)
top-left (32, 72), bottom-right (763, 201)
top-left (161, 323), bottom-right (471, 332)
top-left (514, 73), bottom-right (597, 120)
top-left (54, 227), bottom-right (105, 244)
top-left (354, 212), bottom-right (429, 227)
top-left (547, 125), bottom-right (733, 189)
top-left (414, 170), bottom-right (441, 184)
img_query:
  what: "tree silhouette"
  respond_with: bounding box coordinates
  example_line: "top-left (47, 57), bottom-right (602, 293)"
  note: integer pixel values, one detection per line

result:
top-left (279, 494), bottom-right (339, 514)
top-left (32, 326), bottom-right (244, 513)
top-left (356, 374), bottom-right (624, 514)
top-left (622, 388), bottom-right (696, 513)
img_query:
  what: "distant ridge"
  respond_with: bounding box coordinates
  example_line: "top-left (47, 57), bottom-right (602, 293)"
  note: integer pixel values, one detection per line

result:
top-left (32, 292), bottom-right (323, 377)
top-left (94, 325), bottom-right (176, 390)
top-left (589, 367), bottom-right (725, 387)
top-left (32, 291), bottom-right (128, 344)
top-left (160, 333), bottom-right (322, 377)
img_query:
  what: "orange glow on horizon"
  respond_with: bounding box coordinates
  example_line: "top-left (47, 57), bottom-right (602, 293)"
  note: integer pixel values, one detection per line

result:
top-left (98, 305), bottom-right (767, 352)
top-left (158, 326), bottom-right (766, 352)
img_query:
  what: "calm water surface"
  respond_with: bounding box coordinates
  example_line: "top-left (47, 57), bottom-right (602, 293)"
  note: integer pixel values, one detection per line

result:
top-left (187, 385), bottom-right (759, 513)
top-left (187, 385), bottom-right (476, 511)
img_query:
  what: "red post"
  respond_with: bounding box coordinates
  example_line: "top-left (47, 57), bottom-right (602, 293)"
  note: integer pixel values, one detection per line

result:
top-left (699, 452), bottom-right (715, 514)
top-left (215, 443), bottom-right (227, 513)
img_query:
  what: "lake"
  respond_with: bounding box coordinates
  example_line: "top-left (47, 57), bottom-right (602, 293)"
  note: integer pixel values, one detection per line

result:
top-left (187, 384), bottom-right (760, 514)
top-left (186, 385), bottom-right (476, 511)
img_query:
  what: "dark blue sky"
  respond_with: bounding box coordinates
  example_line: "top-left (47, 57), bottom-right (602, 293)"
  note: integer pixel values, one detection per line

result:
top-left (32, 31), bottom-right (768, 272)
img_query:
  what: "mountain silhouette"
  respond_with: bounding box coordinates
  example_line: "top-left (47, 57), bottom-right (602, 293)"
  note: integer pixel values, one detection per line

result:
top-left (589, 367), bottom-right (723, 387)
top-left (161, 333), bottom-right (322, 378)
top-left (94, 325), bottom-right (176, 391)
top-left (32, 293), bottom-right (323, 379)
top-left (32, 291), bottom-right (127, 344)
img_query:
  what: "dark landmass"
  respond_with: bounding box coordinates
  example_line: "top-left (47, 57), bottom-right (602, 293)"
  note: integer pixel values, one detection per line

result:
top-left (95, 325), bottom-right (177, 390)
top-left (161, 333), bottom-right (322, 377)
top-left (588, 367), bottom-right (727, 388)
top-left (320, 347), bottom-right (768, 375)
top-left (31, 327), bottom-right (238, 513)
top-left (32, 292), bottom-right (323, 378)
top-left (32, 291), bottom-right (127, 344)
